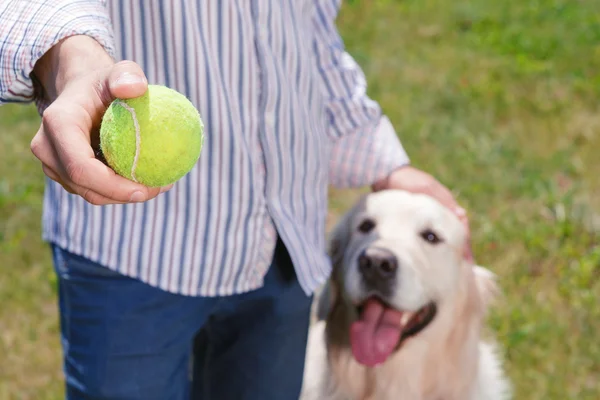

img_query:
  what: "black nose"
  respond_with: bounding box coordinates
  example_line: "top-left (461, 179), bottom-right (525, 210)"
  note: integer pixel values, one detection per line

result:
top-left (358, 247), bottom-right (398, 280)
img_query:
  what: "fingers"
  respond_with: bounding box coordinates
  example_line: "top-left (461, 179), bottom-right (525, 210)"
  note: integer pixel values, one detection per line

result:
top-left (427, 183), bottom-right (460, 215)
top-left (441, 195), bottom-right (473, 262)
top-left (76, 60), bottom-right (148, 119)
top-left (106, 60), bottom-right (148, 100)
top-left (424, 181), bottom-right (474, 262)
top-left (41, 160), bottom-right (130, 205)
top-left (458, 212), bottom-right (474, 262)
top-left (33, 109), bottom-right (169, 205)
top-left (380, 166), bottom-right (475, 262)
top-left (32, 55), bottom-right (168, 205)
top-left (41, 164), bottom-right (73, 193)
top-left (32, 125), bottom-right (129, 204)
top-left (41, 59), bottom-right (165, 204)
top-left (56, 143), bottom-right (162, 204)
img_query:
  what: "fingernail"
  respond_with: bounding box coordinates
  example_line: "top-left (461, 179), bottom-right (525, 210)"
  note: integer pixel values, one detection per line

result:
top-left (160, 184), bottom-right (174, 194)
top-left (129, 191), bottom-right (145, 202)
top-left (114, 72), bottom-right (146, 86)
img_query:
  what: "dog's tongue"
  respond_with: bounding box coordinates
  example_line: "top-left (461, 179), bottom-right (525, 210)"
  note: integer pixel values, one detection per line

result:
top-left (350, 298), bottom-right (404, 367)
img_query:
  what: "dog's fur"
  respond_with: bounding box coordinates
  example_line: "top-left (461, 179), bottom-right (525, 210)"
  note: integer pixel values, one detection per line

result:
top-left (300, 190), bottom-right (511, 400)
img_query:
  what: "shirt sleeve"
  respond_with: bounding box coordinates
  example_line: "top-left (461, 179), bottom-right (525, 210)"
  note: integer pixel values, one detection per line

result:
top-left (312, 0), bottom-right (410, 188)
top-left (0, 0), bottom-right (116, 109)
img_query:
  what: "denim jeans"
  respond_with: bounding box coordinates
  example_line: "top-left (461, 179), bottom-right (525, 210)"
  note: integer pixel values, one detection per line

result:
top-left (51, 238), bottom-right (313, 399)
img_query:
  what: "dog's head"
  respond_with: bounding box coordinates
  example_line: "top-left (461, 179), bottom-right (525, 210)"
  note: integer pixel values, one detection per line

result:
top-left (321, 189), bottom-right (496, 367)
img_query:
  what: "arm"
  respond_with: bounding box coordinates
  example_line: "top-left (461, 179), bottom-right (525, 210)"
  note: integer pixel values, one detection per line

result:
top-left (313, 0), bottom-right (472, 260)
top-left (0, 0), bottom-right (115, 106)
top-left (311, 0), bottom-right (410, 188)
top-left (0, 0), bottom-right (167, 204)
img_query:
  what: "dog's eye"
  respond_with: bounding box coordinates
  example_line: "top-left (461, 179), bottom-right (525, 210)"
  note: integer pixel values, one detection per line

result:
top-left (357, 218), bottom-right (376, 234)
top-left (420, 229), bottom-right (442, 244)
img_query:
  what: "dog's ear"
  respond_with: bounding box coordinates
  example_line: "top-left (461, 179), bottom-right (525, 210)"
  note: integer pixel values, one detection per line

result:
top-left (328, 209), bottom-right (354, 271)
top-left (318, 207), bottom-right (356, 320)
top-left (316, 280), bottom-right (338, 320)
top-left (473, 265), bottom-right (500, 312)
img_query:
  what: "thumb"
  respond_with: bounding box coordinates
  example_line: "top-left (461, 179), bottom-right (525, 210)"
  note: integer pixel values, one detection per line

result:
top-left (106, 60), bottom-right (148, 100)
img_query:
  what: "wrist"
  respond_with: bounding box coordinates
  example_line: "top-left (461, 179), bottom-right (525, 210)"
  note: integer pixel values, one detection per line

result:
top-left (33, 35), bottom-right (114, 101)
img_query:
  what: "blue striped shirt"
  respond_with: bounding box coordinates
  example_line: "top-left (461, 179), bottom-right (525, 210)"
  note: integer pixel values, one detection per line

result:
top-left (0, 0), bottom-right (410, 296)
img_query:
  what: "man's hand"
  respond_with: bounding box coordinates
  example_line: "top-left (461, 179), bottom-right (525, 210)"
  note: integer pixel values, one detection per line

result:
top-left (372, 165), bottom-right (473, 262)
top-left (31, 35), bottom-right (171, 205)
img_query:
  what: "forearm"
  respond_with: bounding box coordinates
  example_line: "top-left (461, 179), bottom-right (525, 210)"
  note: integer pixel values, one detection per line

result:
top-left (33, 35), bottom-right (114, 102)
top-left (0, 0), bottom-right (115, 105)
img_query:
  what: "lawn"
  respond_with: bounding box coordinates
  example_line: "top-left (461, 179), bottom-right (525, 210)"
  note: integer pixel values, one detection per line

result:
top-left (1, 0), bottom-right (599, 399)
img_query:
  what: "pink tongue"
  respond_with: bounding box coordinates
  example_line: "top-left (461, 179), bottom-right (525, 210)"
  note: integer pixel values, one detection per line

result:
top-left (350, 298), bottom-right (404, 367)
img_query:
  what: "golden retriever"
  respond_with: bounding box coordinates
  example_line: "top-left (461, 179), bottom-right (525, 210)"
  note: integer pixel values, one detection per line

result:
top-left (300, 190), bottom-right (511, 400)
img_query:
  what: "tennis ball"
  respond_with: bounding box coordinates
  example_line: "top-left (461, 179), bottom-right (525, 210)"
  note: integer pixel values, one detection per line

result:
top-left (99, 84), bottom-right (204, 187)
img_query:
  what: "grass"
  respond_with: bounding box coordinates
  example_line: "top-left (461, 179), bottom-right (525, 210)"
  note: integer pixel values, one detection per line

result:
top-left (0, 104), bottom-right (62, 399)
top-left (1, 0), bottom-right (599, 398)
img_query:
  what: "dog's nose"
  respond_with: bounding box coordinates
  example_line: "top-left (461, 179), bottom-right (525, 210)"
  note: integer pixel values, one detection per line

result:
top-left (358, 247), bottom-right (398, 280)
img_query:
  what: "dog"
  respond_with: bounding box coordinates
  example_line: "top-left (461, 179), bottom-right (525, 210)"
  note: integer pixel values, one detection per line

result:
top-left (300, 189), bottom-right (511, 400)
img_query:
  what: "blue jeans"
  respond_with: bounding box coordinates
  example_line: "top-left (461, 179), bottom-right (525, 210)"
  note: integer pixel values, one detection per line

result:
top-left (51, 238), bottom-right (313, 400)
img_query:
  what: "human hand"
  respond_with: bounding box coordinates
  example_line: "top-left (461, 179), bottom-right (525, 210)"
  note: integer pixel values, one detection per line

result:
top-left (30, 35), bottom-right (172, 205)
top-left (372, 165), bottom-right (473, 262)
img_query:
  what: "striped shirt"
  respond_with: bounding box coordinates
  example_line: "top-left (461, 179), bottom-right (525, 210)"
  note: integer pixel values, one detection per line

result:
top-left (0, 0), bottom-right (410, 297)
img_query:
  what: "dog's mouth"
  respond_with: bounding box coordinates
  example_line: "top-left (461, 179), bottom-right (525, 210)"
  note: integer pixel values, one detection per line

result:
top-left (350, 296), bottom-right (437, 367)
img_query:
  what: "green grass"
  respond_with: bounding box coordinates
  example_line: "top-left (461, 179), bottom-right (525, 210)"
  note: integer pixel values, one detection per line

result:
top-left (1, 0), bottom-right (599, 398)
top-left (0, 105), bottom-right (62, 399)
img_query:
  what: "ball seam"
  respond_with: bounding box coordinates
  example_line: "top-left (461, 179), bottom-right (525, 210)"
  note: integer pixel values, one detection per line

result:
top-left (114, 100), bottom-right (141, 183)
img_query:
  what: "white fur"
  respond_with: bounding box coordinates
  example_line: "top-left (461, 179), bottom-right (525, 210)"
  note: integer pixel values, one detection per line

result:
top-left (300, 190), bottom-right (511, 400)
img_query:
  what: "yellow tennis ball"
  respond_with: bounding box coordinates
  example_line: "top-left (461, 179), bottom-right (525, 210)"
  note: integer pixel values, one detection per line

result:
top-left (99, 84), bottom-right (204, 187)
